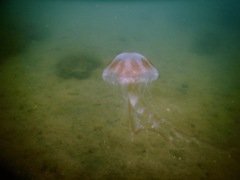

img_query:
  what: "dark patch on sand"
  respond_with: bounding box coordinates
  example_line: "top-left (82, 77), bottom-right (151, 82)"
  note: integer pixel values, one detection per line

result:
top-left (56, 52), bottom-right (101, 80)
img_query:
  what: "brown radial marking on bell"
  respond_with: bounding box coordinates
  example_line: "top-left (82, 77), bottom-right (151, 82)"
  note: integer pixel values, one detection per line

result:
top-left (130, 58), bottom-right (142, 74)
top-left (141, 58), bottom-right (152, 71)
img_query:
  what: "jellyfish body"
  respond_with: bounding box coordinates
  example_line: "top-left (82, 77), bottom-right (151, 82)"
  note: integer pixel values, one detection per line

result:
top-left (102, 52), bottom-right (159, 134)
top-left (103, 53), bottom-right (200, 144)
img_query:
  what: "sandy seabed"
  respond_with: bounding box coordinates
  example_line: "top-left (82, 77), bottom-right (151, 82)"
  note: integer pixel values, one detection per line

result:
top-left (0, 1), bottom-right (240, 179)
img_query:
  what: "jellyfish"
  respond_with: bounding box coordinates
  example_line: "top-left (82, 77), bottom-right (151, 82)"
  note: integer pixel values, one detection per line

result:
top-left (102, 52), bottom-right (192, 141)
top-left (102, 52), bottom-right (158, 133)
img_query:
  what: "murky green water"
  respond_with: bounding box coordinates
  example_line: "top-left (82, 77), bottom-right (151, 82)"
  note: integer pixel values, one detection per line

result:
top-left (0, 0), bottom-right (239, 179)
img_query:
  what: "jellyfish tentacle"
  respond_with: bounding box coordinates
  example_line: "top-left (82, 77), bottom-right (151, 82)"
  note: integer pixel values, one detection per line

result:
top-left (128, 98), bottom-right (144, 134)
top-left (127, 87), bottom-right (198, 143)
top-left (127, 83), bottom-right (161, 135)
top-left (127, 84), bottom-right (145, 134)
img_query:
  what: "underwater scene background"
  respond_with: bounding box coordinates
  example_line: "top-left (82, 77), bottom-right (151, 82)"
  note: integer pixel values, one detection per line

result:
top-left (0, 0), bottom-right (239, 179)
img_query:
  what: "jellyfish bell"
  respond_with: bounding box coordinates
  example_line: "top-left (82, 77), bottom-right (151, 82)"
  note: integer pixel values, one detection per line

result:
top-left (102, 52), bottom-right (159, 86)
